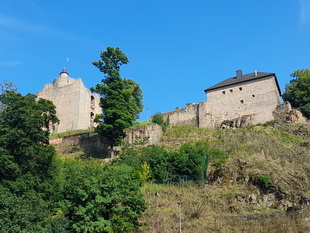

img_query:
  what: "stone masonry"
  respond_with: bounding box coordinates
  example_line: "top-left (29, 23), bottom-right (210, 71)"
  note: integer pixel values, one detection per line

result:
top-left (161, 70), bottom-right (307, 129)
top-left (37, 68), bottom-right (101, 134)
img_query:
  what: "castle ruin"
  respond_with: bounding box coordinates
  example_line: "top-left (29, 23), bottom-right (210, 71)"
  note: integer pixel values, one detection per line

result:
top-left (37, 68), bottom-right (101, 134)
top-left (161, 70), bottom-right (307, 129)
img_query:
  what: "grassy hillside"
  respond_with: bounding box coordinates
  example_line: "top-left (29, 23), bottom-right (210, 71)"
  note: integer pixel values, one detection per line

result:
top-left (139, 122), bottom-right (310, 232)
top-left (54, 121), bottom-right (310, 232)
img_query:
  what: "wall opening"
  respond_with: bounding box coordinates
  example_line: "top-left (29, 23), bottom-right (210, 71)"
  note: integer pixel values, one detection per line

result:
top-left (90, 112), bottom-right (95, 127)
top-left (239, 87), bottom-right (242, 91)
top-left (240, 100), bottom-right (244, 104)
top-left (230, 89), bottom-right (233, 93)
top-left (222, 91), bottom-right (226, 94)
top-left (91, 95), bottom-right (95, 109)
top-left (252, 94), bottom-right (255, 97)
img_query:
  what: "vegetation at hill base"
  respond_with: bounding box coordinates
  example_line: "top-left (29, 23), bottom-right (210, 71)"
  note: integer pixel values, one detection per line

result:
top-left (52, 122), bottom-right (310, 232)
top-left (0, 91), bottom-right (146, 233)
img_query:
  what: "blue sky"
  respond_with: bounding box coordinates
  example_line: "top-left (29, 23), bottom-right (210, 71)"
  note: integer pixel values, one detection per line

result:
top-left (1, 0), bottom-right (310, 121)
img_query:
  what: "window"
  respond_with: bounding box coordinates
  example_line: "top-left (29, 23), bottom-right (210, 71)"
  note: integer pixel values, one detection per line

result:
top-left (230, 89), bottom-right (233, 93)
top-left (91, 95), bottom-right (95, 109)
top-left (240, 100), bottom-right (244, 104)
top-left (252, 94), bottom-right (255, 97)
top-left (239, 87), bottom-right (242, 91)
top-left (222, 91), bottom-right (226, 94)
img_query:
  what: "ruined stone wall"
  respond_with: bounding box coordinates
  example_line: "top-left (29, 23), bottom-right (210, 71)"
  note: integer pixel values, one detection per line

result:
top-left (37, 74), bottom-right (101, 134)
top-left (205, 76), bottom-right (281, 128)
top-left (124, 124), bottom-right (163, 146)
top-left (161, 103), bottom-right (199, 127)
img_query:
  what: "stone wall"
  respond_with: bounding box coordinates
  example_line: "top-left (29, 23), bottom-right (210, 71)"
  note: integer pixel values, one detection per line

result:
top-left (161, 103), bottom-right (199, 127)
top-left (37, 71), bottom-right (101, 134)
top-left (50, 124), bottom-right (163, 158)
top-left (124, 124), bottom-right (163, 146)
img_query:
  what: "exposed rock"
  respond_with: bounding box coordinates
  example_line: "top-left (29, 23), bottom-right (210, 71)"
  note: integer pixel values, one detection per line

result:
top-left (273, 102), bottom-right (309, 124)
top-left (300, 195), bottom-right (310, 206)
top-left (220, 114), bottom-right (254, 129)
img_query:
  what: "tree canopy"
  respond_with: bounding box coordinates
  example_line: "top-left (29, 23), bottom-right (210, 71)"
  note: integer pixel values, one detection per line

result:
top-left (0, 91), bottom-right (146, 232)
top-left (91, 47), bottom-right (143, 151)
top-left (0, 92), bottom-right (59, 182)
top-left (282, 69), bottom-right (310, 118)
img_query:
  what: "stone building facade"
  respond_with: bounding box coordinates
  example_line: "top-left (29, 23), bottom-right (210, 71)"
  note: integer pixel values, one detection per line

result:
top-left (161, 70), bottom-right (295, 129)
top-left (37, 68), bottom-right (101, 134)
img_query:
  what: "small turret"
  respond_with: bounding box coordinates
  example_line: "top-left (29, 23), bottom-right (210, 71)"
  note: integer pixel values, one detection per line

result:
top-left (53, 67), bottom-right (74, 87)
top-left (60, 67), bottom-right (69, 78)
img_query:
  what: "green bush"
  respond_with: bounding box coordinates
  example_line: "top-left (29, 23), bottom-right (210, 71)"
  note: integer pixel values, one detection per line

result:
top-left (120, 143), bottom-right (211, 183)
top-left (256, 175), bottom-right (274, 189)
top-left (151, 113), bottom-right (168, 131)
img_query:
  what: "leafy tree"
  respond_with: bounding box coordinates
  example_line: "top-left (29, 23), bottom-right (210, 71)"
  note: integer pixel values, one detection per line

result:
top-left (0, 91), bottom-right (63, 231)
top-left (282, 69), bottom-right (310, 118)
top-left (0, 91), bottom-right (59, 185)
top-left (91, 47), bottom-right (143, 156)
top-left (0, 80), bottom-right (17, 94)
top-left (0, 80), bottom-right (17, 111)
top-left (55, 160), bottom-right (146, 233)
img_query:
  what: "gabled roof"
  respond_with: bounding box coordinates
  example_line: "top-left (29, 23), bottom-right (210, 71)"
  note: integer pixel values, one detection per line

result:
top-left (204, 71), bottom-right (281, 95)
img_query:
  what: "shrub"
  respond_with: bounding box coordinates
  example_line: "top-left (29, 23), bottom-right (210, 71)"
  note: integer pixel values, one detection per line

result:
top-left (256, 175), bottom-right (274, 189)
top-left (120, 143), bottom-right (210, 183)
top-left (151, 113), bottom-right (168, 131)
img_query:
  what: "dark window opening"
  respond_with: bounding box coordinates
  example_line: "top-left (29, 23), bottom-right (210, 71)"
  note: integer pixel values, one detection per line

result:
top-left (239, 87), bottom-right (242, 91)
top-left (252, 95), bottom-right (255, 97)
top-left (91, 95), bottom-right (95, 109)
top-left (222, 91), bottom-right (226, 94)
top-left (90, 112), bottom-right (95, 127)
top-left (230, 89), bottom-right (233, 93)
top-left (240, 100), bottom-right (244, 104)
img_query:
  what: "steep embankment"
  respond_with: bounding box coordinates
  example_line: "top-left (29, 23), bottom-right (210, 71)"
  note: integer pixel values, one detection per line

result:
top-left (53, 122), bottom-right (310, 232)
top-left (138, 122), bottom-right (310, 232)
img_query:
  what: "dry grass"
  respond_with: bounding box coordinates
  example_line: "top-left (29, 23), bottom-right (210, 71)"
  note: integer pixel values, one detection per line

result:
top-left (53, 122), bottom-right (310, 232)
top-left (138, 183), bottom-right (310, 233)
top-left (49, 128), bottom-right (95, 139)
top-left (54, 144), bottom-right (85, 158)
top-left (138, 123), bottom-right (310, 232)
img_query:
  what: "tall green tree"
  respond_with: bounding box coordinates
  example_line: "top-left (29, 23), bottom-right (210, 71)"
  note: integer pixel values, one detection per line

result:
top-left (282, 69), bottom-right (310, 118)
top-left (0, 92), bottom-right (59, 183)
top-left (0, 91), bottom-right (62, 231)
top-left (91, 47), bottom-right (143, 156)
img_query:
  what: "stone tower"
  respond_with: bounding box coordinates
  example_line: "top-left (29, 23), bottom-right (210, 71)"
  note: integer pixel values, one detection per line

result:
top-left (37, 68), bottom-right (101, 134)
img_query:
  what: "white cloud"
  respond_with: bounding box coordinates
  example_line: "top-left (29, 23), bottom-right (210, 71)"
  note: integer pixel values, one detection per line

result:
top-left (0, 61), bottom-right (22, 67)
top-left (299, 0), bottom-right (310, 24)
